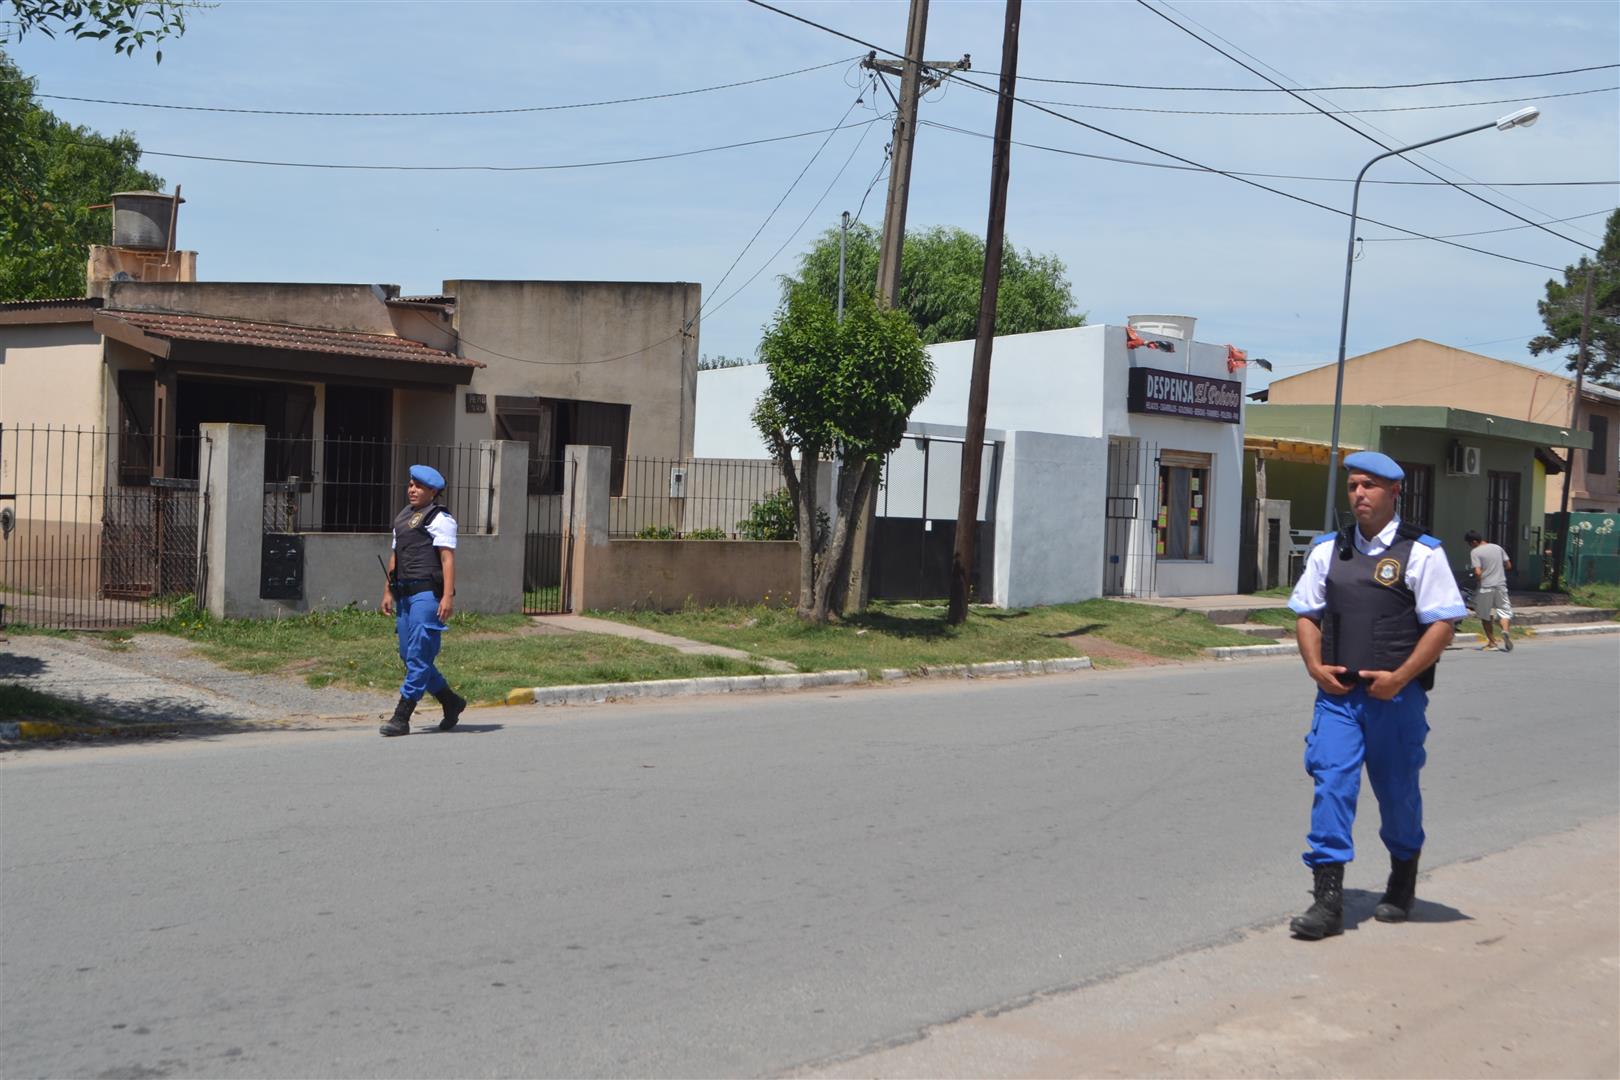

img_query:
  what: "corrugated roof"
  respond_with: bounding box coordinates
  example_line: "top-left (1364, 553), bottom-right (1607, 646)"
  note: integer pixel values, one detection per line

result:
top-left (0, 297), bottom-right (103, 310)
top-left (99, 309), bottom-right (480, 368)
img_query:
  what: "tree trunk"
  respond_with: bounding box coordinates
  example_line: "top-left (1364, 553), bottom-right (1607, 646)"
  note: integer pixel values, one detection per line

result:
top-left (810, 456), bottom-right (876, 623)
top-left (795, 447), bottom-right (820, 617)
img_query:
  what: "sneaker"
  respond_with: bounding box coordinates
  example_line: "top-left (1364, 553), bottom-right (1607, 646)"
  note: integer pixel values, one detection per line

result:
top-left (1475, 642), bottom-right (1496, 651)
top-left (1501, 631), bottom-right (1513, 652)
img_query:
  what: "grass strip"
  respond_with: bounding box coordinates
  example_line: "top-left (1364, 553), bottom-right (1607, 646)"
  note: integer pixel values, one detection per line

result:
top-left (0, 683), bottom-right (102, 725)
top-left (594, 598), bottom-right (1260, 675)
top-left (142, 606), bottom-right (768, 703)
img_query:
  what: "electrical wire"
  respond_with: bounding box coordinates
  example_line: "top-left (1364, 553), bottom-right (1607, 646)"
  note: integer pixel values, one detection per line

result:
top-left (704, 105), bottom-right (887, 320)
top-left (1003, 62), bottom-right (1620, 93)
top-left (1362, 208), bottom-right (1617, 243)
top-left (1136, 0), bottom-right (1604, 252)
top-left (94, 118), bottom-right (883, 172)
top-left (698, 82), bottom-right (873, 318)
top-left (1022, 84), bottom-right (1615, 118)
top-left (916, 119), bottom-right (1617, 187)
top-left (740, 1), bottom-right (1570, 273)
top-left (27, 57), bottom-right (861, 117)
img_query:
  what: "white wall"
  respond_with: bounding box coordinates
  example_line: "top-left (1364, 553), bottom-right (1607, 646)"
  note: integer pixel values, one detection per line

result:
top-left (993, 431), bottom-right (1107, 607)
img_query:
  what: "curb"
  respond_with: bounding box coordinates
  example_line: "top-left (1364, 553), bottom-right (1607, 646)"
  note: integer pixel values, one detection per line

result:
top-left (503, 656), bottom-right (1095, 707)
top-left (1206, 632), bottom-right (1487, 660)
top-left (0, 720), bottom-right (187, 743)
top-left (1528, 622), bottom-right (1620, 638)
top-left (878, 657), bottom-right (1093, 680)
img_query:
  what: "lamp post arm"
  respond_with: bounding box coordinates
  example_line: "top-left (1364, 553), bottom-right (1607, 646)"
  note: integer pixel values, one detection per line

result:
top-left (1319, 120), bottom-right (1499, 533)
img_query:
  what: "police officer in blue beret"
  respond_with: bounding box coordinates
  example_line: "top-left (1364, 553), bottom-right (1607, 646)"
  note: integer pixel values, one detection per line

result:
top-left (1285, 451), bottom-right (1467, 939)
top-left (379, 464), bottom-right (467, 737)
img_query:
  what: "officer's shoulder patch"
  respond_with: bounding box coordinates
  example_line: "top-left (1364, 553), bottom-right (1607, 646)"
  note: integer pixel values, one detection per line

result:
top-left (1311, 532), bottom-right (1337, 547)
top-left (1415, 533), bottom-right (1443, 549)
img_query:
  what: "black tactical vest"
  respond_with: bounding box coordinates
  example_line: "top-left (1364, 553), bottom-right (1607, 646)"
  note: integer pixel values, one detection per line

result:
top-left (1319, 521), bottom-right (1437, 691)
top-left (393, 503), bottom-right (447, 582)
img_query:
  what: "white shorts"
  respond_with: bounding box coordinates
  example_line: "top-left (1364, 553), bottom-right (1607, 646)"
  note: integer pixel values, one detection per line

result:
top-left (1475, 585), bottom-right (1513, 622)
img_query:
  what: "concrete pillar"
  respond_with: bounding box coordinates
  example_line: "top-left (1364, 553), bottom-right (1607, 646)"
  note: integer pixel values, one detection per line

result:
top-left (197, 423), bottom-right (265, 619)
top-left (563, 444), bottom-right (612, 611)
top-left (475, 438), bottom-right (529, 610)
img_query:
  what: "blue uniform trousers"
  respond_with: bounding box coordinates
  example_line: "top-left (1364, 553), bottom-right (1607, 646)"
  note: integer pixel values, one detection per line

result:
top-left (395, 589), bottom-right (449, 701)
top-left (1303, 683), bottom-right (1428, 867)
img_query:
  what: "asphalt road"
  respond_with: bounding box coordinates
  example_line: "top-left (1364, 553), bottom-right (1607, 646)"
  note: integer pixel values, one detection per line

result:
top-left (3, 639), bottom-right (1616, 1079)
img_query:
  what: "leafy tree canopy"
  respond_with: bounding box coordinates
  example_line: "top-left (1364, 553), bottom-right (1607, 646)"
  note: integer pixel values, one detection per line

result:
top-left (780, 222), bottom-right (1085, 345)
top-left (754, 286), bottom-right (932, 622)
top-left (1529, 209), bottom-right (1620, 388)
top-left (3, 0), bottom-right (199, 61)
top-left (0, 48), bottom-right (163, 300)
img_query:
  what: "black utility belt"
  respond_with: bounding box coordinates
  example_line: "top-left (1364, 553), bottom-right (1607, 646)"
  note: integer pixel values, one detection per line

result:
top-left (396, 579), bottom-right (439, 597)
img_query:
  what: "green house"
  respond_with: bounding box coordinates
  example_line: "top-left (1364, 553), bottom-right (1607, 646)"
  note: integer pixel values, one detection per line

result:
top-left (1244, 404), bottom-right (1592, 588)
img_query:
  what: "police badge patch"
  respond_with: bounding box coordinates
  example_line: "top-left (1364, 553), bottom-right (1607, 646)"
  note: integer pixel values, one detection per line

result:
top-left (408, 512), bottom-right (424, 529)
top-left (1373, 557), bottom-right (1402, 587)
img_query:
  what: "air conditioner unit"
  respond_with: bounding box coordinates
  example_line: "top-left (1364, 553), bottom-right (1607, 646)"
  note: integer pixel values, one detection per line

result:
top-left (668, 467), bottom-right (688, 498)
top-left (1448, 443), bottom-right (1481, 476)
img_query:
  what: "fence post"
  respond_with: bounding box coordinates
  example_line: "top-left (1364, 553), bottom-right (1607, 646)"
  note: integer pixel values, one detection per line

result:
top-left (197, 423), bottom-right (266, 619)
top-left (563, 444), bottom-right (611, 612)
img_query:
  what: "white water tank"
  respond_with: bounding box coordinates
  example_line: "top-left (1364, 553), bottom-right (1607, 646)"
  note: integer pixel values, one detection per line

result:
top-left (110, 191), bottom-right (183, 250)
top-left (1128, 313), bottom-right (1196, 344)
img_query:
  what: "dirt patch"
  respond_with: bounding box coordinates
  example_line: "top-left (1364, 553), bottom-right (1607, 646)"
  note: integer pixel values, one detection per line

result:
top-left (1060, 634), bottom-right (1179, 667)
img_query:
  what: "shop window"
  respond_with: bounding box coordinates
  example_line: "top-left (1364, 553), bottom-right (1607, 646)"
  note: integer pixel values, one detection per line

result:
top-left (495, 395), bottom-right (630, 495)
top-left (115, 369), bottom-right (155, 486)
top-left (1156, 451), bottom-right (1211, 560)
top-left (1396, 461), bottom-right (1434, 530)
top-left (1588, 415), bottom-right (1609, 475)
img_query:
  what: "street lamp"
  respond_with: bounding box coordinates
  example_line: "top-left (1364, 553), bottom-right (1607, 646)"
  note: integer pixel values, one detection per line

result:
top-left (1319, 106), bottom-right (1541, 532)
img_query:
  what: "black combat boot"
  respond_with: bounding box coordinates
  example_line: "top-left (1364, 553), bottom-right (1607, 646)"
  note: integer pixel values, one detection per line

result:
top-left (1374, 853), bottom-right (1420, 923)
top-left (1290, 863), bottom-right (1345, 940)
top-left (433, 686), bottom-right (466, 731)
top-left (379, 697), bottom-right (415, 737)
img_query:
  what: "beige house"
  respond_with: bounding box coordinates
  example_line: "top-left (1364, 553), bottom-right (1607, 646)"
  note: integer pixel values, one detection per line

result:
top-left (1263, 339), bottom-right (1619, 513)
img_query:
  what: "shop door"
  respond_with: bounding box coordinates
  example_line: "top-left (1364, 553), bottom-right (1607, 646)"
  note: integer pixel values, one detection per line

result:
top-left (1486, 470), bottom-right (1520, 566)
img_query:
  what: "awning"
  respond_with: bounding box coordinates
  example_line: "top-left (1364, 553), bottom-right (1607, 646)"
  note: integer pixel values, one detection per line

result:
top-left (94, 309), bottom-right (482, 387)
top-left (1244, 435), bottom-right (1361, 466)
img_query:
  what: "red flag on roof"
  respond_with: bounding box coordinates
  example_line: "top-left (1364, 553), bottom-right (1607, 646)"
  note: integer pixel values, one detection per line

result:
top-left (1126, 326), bottom-right (1175, 353)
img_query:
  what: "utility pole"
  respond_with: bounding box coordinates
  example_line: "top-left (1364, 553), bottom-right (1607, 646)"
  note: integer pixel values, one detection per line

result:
top-left (1553, 265), bottom-right (1595, 592)
top-left (837, 210), bottom-right (850, 322)
top-left (948, 0), bottom-right (1021, 626)
top-left (841, 4), bottom-right (969, 615)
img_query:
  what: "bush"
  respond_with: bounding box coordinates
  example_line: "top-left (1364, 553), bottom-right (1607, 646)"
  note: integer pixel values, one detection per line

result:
top-left (737, 488), bottom-right (830, 545)
top-left (685, 527), bottom-right (727, 540)
top-left (635, 524), bottom-right (679, 540)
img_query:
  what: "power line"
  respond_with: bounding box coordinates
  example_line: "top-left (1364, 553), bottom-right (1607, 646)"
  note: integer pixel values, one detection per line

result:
top-left (1134, 0), bottom-right (1601, 253)
top-left (698, 84), bottom-right (874, 318)
top-left (917, 118), bottom-right (1617, 188)
top-left (96, 118), bottom-right (883, 172)
top-left (1006, 62), bottom-right (1620, 93)
top-left (738, 2), bottom-right (1569, 273)
top-left (1363, 208), bottom-right (1617, 243)
top-left (26, 56), bottom-right (861, 117)
top-left (1023, 84), bottom-right (1616, 117)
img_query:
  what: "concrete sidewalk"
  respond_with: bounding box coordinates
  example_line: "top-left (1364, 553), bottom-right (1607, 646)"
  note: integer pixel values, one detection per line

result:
top-left (529, 613), bottom-right (799, 672)
top-left (805, 816), bottom-right (1620, 1079)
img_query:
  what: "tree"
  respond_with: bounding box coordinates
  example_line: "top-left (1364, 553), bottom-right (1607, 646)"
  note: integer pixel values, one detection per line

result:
top-left (697, 354), bottom-right (757, 370)
top-left (753, 286), bottom-right (932, 623)
top-left (1529, 210), bottom-right (1620, 388)
top-left (0, 49), bottom-right (163, 300)
top-left (780, 222), bottom-right (1086, 345)
top-left (3, 0), bottom-right (201, 61)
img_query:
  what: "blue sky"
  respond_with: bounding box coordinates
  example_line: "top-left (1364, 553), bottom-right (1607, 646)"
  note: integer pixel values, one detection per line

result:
top-left (8, 0), bottom-right (1617, 391)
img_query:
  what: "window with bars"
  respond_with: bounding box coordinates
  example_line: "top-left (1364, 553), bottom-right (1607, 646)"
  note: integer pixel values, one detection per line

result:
top-left (1395, 461), bottom-right (1434, 530)
top-left (1156, 450), bottom-right (1212, 560)
top-left (494, 395), bottom-right (630, 495)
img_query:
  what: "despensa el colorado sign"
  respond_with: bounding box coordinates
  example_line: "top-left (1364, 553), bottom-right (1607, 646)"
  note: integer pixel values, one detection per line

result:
top-left (1126, 368), bottom-right (1243, 423)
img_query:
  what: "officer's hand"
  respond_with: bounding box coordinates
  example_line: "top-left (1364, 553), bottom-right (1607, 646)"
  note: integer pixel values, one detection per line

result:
top-left (381, 591), bottom-right (394, 617)
top-left (1308, 663), bottom-right (1352, 695)
top-left (437, 594), bottom-right (454, 623)
top-left (1360, 669), bottom-right (1406, 700)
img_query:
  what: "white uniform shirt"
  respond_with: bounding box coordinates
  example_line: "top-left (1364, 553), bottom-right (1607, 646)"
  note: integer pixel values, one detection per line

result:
top-left (390, 507), bottom-right (458, 550)
top-left (1288, 517), bottom-right (1467, 625)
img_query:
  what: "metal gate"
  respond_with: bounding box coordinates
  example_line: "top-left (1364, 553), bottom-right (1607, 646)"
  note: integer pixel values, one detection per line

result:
top-left (0, 425), bottom-right (204, 629)
top-left (523, 457), bottom-right (573, 614)
top-left (1103, 439), bottom-right (1158, 598)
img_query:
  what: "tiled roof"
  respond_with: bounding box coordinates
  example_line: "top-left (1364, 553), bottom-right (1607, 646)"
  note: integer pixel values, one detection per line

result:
top-left (99, 309), bottom-right (481, 368)
top-left (393, 294), bottom-right (455, 305)
top-left (0, 297), bottom-right (103, 309)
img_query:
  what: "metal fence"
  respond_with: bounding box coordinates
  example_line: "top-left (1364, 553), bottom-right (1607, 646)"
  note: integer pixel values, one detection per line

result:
top-left (610, 457), bottom-right (787, 539)
top-left (260, 436), bottom-right (496, 535)
top-left (523, 457), bottom-right (573, 615)
top-left (0, 425), bottom-right (204, 629)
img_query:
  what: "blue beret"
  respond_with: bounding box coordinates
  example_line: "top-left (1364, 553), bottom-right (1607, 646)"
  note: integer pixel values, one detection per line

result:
top-left (408, 464), bottom-right (446, 490)
top-left (1342, 451), bottom-right (1404, 481)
